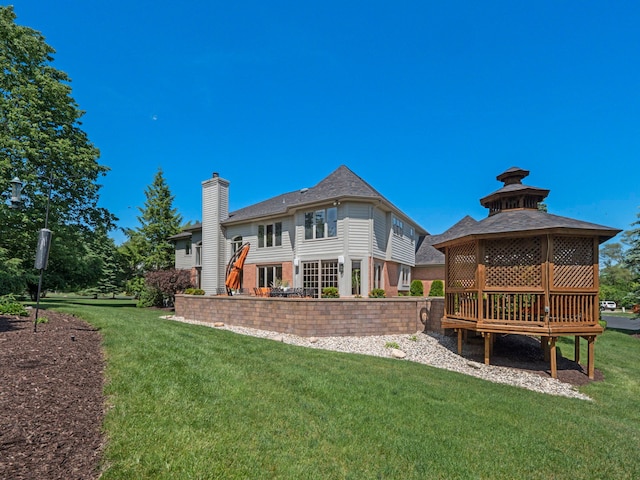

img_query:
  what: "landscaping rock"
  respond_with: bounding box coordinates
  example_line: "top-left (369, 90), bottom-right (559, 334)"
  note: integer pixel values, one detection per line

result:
top-left (390, 348), bottom-right (407, 359)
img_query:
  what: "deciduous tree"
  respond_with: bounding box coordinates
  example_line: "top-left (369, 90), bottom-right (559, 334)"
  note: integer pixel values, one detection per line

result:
top-left (0, 6), bottom-right (116, 292)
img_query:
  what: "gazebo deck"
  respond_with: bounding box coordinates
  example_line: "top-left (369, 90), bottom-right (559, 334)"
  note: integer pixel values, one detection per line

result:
top-left (442, 291), bottom-right (603, 378)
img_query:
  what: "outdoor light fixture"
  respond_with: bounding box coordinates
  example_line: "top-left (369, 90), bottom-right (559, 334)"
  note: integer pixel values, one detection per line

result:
top-left (338, 255), bottom-right (344, 274)
top-left (9, 177), bottom-right (23, 209)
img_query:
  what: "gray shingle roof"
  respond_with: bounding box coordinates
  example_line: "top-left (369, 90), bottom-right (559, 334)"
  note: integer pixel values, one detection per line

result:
top-left (432, 210), bottom-right (621, 250)
top-left (416, 216), bottom-right (479, 265)
top-left (167, 222), bottom-right (202, 241)
top-left (223, 165), bottom-right (427, 234)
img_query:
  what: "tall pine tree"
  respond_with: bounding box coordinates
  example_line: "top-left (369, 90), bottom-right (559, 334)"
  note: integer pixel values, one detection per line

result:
top-left (127, 168), bottom-right (182, 272)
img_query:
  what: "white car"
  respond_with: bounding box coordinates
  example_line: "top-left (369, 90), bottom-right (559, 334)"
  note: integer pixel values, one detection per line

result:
top-left (600, 301), bottom-right (617, 311)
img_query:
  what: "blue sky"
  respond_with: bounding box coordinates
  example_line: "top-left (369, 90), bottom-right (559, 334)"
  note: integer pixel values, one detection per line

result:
top-left (10, 1), bottom-right (640, 245)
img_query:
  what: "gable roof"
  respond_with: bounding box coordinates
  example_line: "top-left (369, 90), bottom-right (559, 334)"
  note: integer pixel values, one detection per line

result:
top-left (416, 216), bottom-right (478, 265)
top-left (222, 165), bottom-right (427, 234)
top-left (167, 222), bottom-right (202, 241)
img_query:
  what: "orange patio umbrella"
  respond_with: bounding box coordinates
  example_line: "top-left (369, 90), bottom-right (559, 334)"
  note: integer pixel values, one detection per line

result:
top-left (225, 243), bottom-right (250, 293)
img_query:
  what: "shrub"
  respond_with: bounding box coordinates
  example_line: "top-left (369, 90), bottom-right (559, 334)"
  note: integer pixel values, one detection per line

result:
top-left (144, 269), bottom-right (193, 307)
top-left (136, 287), bottom-right (164, 308)
top-left (184, 288), bottom-right (205, 295)
top-left (428, 280), bottom-right (444, 297)
top-left (321, 287), bottom-right (339, 298)
top-left (125, 277), bottom-right (146, 299)
top-left (0, 294), bottom-right (28, 316)
top-left (410, 280), bottom-right (424, 296)
top-left (369, 288), bottom-right (386, 298)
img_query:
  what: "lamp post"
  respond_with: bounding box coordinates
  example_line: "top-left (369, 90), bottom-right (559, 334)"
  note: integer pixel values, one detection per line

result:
top-left (34, 173), bottom-right (54, 332)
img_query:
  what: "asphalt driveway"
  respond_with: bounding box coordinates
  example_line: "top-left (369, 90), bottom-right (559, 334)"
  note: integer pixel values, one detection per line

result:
top-left (601, 314), bottom-right (640, 331)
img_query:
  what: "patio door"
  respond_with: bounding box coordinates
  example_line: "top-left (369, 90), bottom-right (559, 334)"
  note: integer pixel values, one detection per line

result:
top-left (302, 260), bottom-right (339, 297)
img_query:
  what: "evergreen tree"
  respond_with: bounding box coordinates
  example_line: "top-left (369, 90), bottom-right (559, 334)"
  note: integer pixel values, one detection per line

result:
top-left (92, 229), bottom-right (126, 298)
top-left (0, 6), bottom-right (116, 292)
top-left (624, 207), bottom-right (640, 304)
top-left (428, 280), bottom-right (444, 296)
top-left (129, 168), bottom-right (182, 272)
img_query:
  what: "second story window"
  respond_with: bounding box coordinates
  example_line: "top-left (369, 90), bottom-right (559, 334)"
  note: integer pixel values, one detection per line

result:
top-left (185, 240), bottom-right (192, 255)
top-left (393, 217), bottom-right (404, 236)
top-left (258, 222), bottom-right (282, 248)
top-left (305, 207), bottom-right (337, 240)
top-left (231, 236), bottom-right (243, 253)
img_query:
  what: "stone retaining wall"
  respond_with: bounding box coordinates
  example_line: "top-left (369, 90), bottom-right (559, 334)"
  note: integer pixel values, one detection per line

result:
top-left (174, 295), bottom-right (445, 337)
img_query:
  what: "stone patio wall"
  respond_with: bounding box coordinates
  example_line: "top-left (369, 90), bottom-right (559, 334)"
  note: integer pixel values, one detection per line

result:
top-left (174, 295), bottom-right (445, 337)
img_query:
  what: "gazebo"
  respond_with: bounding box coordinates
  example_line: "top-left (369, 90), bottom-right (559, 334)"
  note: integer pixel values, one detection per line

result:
top-left (433, 167), bottom-right (621, 379)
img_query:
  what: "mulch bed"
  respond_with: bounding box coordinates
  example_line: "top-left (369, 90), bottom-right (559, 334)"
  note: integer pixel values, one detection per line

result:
top-left (0, 311), bottom-right (105, 480)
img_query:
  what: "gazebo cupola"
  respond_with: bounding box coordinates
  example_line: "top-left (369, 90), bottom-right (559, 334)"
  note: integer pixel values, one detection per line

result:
top-left (479, 167), bottom-right (550, 216)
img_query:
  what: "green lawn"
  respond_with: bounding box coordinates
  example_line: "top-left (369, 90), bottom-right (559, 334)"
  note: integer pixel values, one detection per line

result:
top-left (39, 297), bottom-right (640, 479)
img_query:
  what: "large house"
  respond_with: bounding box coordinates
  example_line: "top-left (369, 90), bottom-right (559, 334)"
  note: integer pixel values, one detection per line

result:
top-left (170, 165), bottom-right (444, 297)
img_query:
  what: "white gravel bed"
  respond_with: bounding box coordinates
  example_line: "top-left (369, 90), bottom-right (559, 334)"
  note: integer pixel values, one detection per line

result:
top-left (162, 316), bottom-right (591, 401)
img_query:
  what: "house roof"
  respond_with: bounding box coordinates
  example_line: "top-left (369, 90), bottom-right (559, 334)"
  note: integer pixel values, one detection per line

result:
top-left (222, 165), bottom-right (428, 234)
top-left (167, 222), bottom-right (202, 241)
top-left (432, 209), bottom-right (621, 249)
top-left (415, 216), bottom-right (478, 265)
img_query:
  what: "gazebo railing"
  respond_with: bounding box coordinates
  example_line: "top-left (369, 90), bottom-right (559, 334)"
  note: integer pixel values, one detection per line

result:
top-left (446, 291), bottom-right (599, 326)
top-left (484, 292), bottom-right (545, 324)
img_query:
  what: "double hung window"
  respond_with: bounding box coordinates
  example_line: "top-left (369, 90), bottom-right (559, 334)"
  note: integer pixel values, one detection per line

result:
top-left (258, 222), bottom-right (282, 248)
top-left (304, 207), bottom-right (337, 240)
top-left (392, 217), bottom-right (404, 236)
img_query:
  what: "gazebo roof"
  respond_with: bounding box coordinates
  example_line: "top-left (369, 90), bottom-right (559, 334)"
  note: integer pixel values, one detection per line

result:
top-left (416, 216), bottom-right (478, 265)
top-left (434, 167), bottom-right (621, 249)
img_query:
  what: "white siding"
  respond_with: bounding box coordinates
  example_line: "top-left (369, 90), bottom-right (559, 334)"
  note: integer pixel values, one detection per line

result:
top-left (295, 209), bottom-right (343, 260)
top-left (202, 176), bottom-right (229, 295)
top-left (346, 203), bottom-right (371, 257)
top-left (174, 239), bottom-right (193, 270)
top-left (391, 231), bottom-right (416, 266)
top-left (228, 218), bottom-right (294, 265)
top-left (372, 207), bottom-right (388, 258)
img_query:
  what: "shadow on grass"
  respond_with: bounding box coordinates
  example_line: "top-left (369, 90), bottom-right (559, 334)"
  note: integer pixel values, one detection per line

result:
top-left (26, 297), bottom-right (137, 309)
top-left (608, 327), bottom-right (640, 336)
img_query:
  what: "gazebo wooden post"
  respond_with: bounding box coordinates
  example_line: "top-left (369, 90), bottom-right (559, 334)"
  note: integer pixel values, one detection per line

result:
top-left (541, 336), bottom-right (549, 361)
top-left (549, 337), bottom-right (558, 378)
top-left (477, 241), bottom-right (485, 323)
top-left (587, 336), bottom-right (596, 380)
top-left (484, 332), bottom-right (491, 365)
